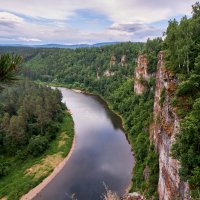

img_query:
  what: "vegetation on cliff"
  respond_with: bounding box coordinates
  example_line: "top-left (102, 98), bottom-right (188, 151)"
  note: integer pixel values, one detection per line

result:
top-left (164, 2), bottom-right (200, 198)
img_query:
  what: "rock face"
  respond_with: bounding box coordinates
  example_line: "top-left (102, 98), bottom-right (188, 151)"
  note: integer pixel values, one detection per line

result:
top-left (121, 55), bottom-right (127, 66)
top-left (110, 55), bottom-right (116, 66)
top-left (134, 55), bottom-right (149, 95)
top-left (104, 70), bottom-right (115, 77)
top-left (150, 51), bottom-right (190, 200)
top-left (122, 193), bottom-right (146, 200)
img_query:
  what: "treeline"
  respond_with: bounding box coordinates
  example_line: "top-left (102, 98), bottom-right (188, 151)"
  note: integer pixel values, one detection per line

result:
top-left (0, 80), bottom-right (65, 176)
top-left (163, 2), bottom-right (200, 197)
top-left (18, 42), bottom-right (144, 90)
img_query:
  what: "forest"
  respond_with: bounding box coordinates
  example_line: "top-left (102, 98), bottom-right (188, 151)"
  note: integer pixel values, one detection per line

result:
top-left (0, 58), bottom-right (74, 199)
top-left (0, 80), bottom-right (65, 157)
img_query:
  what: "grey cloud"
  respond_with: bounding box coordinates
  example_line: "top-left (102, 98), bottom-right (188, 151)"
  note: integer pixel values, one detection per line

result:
top-left (0, 21), bottom-right (16, 28)
top-left (107, 22), bottom-right (164, 42)
top-left (109, 23), bottom-right (157, 33)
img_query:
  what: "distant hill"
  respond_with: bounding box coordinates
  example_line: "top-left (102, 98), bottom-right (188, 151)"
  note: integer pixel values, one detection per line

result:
top-left (0, 42), bottom-right (119, 49)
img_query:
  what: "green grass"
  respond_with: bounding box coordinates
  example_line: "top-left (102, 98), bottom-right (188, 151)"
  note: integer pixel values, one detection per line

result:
top-left (0, 113), bottom-right (74, 200)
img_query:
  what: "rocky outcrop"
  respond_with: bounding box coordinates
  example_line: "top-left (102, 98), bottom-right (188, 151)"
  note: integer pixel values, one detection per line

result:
top-left (104, 70), bottom-right (115, 77)
top-left (150, 51), bottom-right (190, 200)
top-left (121, 55), bottom-right (127, 66)
top-left (122, 193), bottom-right (146, 200)
top-left (110, 55), bottom-right (116, 66)
top-left (134, 55), bottom-right (149, 95)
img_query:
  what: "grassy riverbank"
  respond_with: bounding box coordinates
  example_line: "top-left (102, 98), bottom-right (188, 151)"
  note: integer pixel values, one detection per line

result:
top-left (0, 113), bottom-right (74, 200)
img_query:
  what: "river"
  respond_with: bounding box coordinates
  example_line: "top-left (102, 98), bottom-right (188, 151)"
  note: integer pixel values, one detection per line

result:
top-left (34, 88), bottom-right (134, 200)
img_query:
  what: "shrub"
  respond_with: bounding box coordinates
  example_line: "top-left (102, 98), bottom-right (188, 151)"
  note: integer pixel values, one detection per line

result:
top-left (28, 135), bottom-right (49, 156)
top-left (16, 149), bottom-right (28, 161)
top-left (45, 123), bottom-right (59, 141)
top-left (177, 75), bottom-right (200, 96)
top-left (0, 157), bottom-right (10, 177)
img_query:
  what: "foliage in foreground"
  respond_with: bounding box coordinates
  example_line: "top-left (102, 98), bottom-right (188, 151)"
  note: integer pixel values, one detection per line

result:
top-left (0, 54), bottom-right (21, 91)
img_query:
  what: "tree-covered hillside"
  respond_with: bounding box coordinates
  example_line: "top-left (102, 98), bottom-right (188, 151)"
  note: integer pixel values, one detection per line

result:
top-left (1, 42), bottom-right (144, 94)
top-left (6, 40), bottom-right (161, 198)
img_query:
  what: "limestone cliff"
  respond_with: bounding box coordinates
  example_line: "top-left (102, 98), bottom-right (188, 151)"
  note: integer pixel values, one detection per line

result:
top-left (110, 55), bottom-right (116, 66)
top-left (121, 55), bottom-right (127, 66)
top-left (150, 51), bottom-right (190, 200)
top-left (133, 52), bottom-right (190, 199)
top-left (134, 55), bottom-right (149, 95)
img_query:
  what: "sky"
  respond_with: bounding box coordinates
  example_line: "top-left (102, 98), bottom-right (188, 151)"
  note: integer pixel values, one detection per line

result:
top-left (0, 0), bottom-right (196, 45)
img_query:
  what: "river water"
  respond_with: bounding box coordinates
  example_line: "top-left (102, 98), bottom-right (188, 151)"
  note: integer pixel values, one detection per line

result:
top-left (34, 88), bottom-right (134, 200)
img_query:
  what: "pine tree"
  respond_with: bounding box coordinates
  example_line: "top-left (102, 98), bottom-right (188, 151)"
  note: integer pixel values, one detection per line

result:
top-left (0, 54), bottom-right (21, 91)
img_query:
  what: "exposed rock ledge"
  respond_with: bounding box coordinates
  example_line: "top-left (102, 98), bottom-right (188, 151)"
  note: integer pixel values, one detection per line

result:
top-left (122, 193), bottom-right (146, 200)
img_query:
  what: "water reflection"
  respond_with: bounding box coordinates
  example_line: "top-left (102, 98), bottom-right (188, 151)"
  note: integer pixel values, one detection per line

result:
top-left (34, 88), bottom-right (134, 200)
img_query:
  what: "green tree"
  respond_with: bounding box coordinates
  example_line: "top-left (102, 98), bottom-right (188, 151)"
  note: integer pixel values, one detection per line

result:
top-left (27, 135), bottom-right (49, 156)
top-left (0, 54), bottom-right (21, 91)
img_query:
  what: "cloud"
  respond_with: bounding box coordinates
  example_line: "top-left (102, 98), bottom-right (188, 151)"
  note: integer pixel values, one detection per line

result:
top-left (106, 23), bottom-right (164, 42)
top-left (0, 0), bottom-right (196, 22)
top-left (109, 23), bottom-right (159, 33)
top-left (18, 37), bottom-right (41, 42)
top-left (0, 0), bottom-right (197, 44)
top-left (0, 12), bottom-right (24, 23)
top-left (95, 0), bottom-right (196, 24)
top-left (0, 37), bottom-right (41, 42)
top-left (0, 12), bottom-right (24, 29)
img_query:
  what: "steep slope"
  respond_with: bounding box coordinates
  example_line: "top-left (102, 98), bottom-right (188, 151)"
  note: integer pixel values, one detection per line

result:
top-left (150, 52), bottom-right (190, 199)
top-left (134, 55), bottom-right (149, 95)
top-left (133, 51), bottom-right (193, 199)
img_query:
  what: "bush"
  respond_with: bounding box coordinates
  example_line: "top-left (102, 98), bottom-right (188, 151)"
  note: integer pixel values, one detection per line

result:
top-left (28, 135), bottom-right (49, 156)
top-left (0, 157), bottom-right (10, 177)
top-left (177, 80), bottom-right (194, 96)
top-left (16, 149), bottom-right (28, 161)
top-left (45, 123), bottom-right (59, 141)
top-left (177, 75), bottom-right (200, 96)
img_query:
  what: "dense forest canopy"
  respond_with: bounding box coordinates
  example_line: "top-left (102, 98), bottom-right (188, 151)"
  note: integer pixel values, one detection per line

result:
top-left (0, 80), bottom-right (65, 156)
top-left (0, 80), bottom-right (66, 178)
